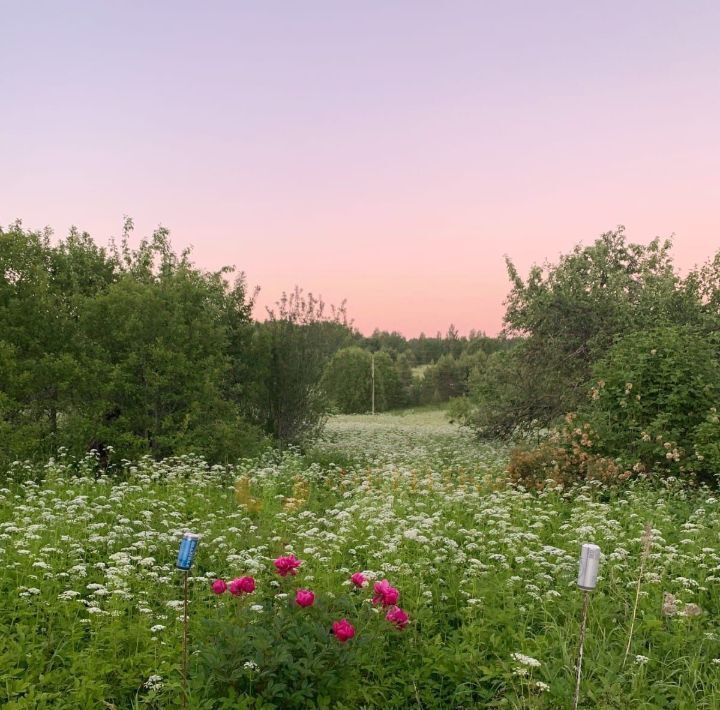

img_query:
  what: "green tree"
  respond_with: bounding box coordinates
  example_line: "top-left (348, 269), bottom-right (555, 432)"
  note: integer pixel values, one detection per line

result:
top-left (459, 228), bottom-right (705, 437)
top-left (504, 228), bottom-right (703, 418)
top-left (394, 352), bottom-right (414, 407)
top-left (82, 226), bottom-right (264, 462)
top-left (365, 329), bottom-right (408, 354)
top-left (372, 350), bottom-right (402, 410)
top-left (430, 354), bottom-right (468, 401)
top-left (0, 222), bottom-right (117, 464)
top-left (322, 347), bottom-right (373, 413)
top-left (250, 288), bottom-right (354, 443)
top-left (0, 221), bottom-right (266, 468)
top-left (323, 347), bottom-right (416, 414)
top-left (449, 348), bottom-right (528, 436)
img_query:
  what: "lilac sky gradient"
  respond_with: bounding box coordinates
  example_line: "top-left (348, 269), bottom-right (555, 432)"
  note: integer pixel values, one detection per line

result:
top-left (2, 1), bottom-right (719, 336)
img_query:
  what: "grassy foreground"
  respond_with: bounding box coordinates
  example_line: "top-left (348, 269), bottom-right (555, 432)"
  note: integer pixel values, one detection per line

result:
top-left (1, 410), bottom-right (719, 708)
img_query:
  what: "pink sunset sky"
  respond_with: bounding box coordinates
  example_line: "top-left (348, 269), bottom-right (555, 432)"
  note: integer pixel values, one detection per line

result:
top-left (2, 1), bottom-right (719, 336)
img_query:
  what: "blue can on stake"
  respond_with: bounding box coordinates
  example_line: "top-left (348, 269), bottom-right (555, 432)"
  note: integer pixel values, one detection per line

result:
top-left (176, 532), bottom-right (200, 570)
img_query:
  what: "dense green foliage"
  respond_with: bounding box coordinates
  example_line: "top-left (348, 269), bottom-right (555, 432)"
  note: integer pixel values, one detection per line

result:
top-left (1, 412), bottom-right (719, 708)
top-left (322, 348), bottom-right (414, 413)
top-left (0, 221), bottom-right (270, 466)
top-left (323, 345), bottom-right (498, 415)
top-left (586, 325), bottom-right (720, 483)
top-left (361, 324), bottom-right (504, 365)
top-left (450, 348), bottom-right (530, 438)
top-left (458, 228), bottom-right (719, 437)
top-left (322, 347), bottom-right (375, 413)
top-left (455, 228), bottom-right (720, 486)
top-left (250, 288), bottom-right (353, 443)
top-left (0, 222), bottom-right (360, 466)
top-left (1, 220), bottom-right (515, 462)
top-left (336, 325), bottom-right (515, 415)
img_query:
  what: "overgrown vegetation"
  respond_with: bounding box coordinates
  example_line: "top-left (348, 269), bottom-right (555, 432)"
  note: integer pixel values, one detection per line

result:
top-left (4, 218), bottom-right (720, 707)
top-left (0, 222), bottom-right (361, 466)
top-left (1, 413), bottom-right (718, 708)
top-left (454, 227), bottom-right (720, 486)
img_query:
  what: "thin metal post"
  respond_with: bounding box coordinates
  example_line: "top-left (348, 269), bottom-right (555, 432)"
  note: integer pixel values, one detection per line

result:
top-left (182, 570), bottom-right (189, 708)
top-left (573, 590), bottom-right (590, 710)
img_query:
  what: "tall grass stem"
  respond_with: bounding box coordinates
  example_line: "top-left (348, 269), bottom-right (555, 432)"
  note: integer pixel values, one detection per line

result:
top-left (623, 523), bottom-right (653, 668)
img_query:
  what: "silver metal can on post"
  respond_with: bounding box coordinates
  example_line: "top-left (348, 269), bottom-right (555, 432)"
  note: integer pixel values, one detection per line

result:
top-left (574, 542), bottom-right (601, 710)
top-left (577, 543), bottom-right (600, 590)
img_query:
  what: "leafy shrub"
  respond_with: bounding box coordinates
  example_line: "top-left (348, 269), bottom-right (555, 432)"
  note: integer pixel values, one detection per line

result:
top-left (507, 415), bottom-right (624, 489)
top-left (197, 569), bottom-right (410, 708)
top-left (322, 347), bottom-right (373, 413)
top-left (451, 347), bottom-right (543, 439)
top-left (693, 409), bottom-right (720, 475)
top-left (510, 326), bottom-right (720, 488)
top-left (198, 596), bottom-right (361, 707)
top-left (586, 326), bottom-right (720, 483)
top-left (501, 229), bottom-right (702, 429)
top-left (322, 348), bottom-right (413, 413)
top-left (460, 230), bottom-right (720, 441)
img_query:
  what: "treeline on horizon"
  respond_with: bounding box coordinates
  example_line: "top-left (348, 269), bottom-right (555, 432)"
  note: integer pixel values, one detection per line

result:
top-left (0, 220), bottom-right (508, 469)
top-left (4, 220), bottom-right (720, 485)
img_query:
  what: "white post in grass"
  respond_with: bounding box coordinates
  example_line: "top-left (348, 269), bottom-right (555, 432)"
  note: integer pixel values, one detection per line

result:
top-left (574, 543), bottom-right (600, 710)
top-left (371, 352), bottom-right (375, 415)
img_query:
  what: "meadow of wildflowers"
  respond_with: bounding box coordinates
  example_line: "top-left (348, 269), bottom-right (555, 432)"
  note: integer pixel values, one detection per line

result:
top-left (1, 410), bottom-right (719, 708)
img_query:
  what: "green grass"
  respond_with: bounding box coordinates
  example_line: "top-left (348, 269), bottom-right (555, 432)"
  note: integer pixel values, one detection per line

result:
top-left (1, 412), bottom-right (719, 708)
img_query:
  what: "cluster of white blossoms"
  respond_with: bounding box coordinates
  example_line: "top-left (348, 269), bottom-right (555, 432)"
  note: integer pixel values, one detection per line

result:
top-left (511, 652), bottom-right (542, 668)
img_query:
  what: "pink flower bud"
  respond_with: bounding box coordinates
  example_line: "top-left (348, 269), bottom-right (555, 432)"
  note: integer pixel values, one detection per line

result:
top-left (350, 572), bottom-right (367, 588)
top-left (295, 588), bottom-right (315, 607)
top-left (332, 618), bottom-right (355, 642)
top-left (229, 576), bottom-right (256, 595)
top-left (211, 579), bottom-right (227, 595)
top-left (274, 555), bottom-right (302, 577)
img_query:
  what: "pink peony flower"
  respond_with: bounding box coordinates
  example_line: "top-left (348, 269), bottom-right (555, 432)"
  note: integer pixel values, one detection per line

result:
top-left (211, 579), bottom-right (227, 595)
top-left (372, 579), bottom-right (399, 607)
top-left (228, 576), bottom-right (256, 595)
top-left (386, 606), bottom-right (409, 629)
top-left (332, 618), bottom-right (355, 642)
top-left (274, 555), bottom-right (302, 577)
top-left (295, 589), bottom-right (315, 607)
top-left (350, 572), bottom-right (367, 588)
